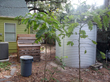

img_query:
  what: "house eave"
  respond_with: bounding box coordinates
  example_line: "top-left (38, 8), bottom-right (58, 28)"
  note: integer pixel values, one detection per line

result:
top-left (0, 16), bottom-right (15, 19)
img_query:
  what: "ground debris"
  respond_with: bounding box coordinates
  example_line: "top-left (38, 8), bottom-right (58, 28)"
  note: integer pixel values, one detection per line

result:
top-left (90, 62), bottom-right (103, 70)
top-left (0, 45), bottom-right (110, 82)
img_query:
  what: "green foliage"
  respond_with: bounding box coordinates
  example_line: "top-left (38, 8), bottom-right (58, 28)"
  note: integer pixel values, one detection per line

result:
top-left (64, 1), bottom-right (110, 31)
top-left (80, 30), bottom-right (88, 38)
top-left (16, 10), bottom-right (73, 82)
top-left (84, 50), bottom-right (87, 54)
top-left (27, 0), bottom-right (66, 13)
top-left (75, 32), bottom-right (77, 35)
top-left (100, 51), bottom-right (106, 59)
top-left (67, 23), bottom-right (79, 37)
top-left (17, 2), bottom-right (110, 82)
top-left (92, 40), bottom-right (97, 45)
top-left (40, 46), bottom-right (45, 51)
top-left (0, 62), bottom-right (11, 70)
top-left (59, 1), bottom-right (110, 46)
top-left (102, 15), bottom-right (109, 31)
top-left (93, 15), bottom-right (102, 29)
top-left (67, 41), bottom-right (74, 46)
top-left (16, 2), bottom-right (110, 82)
top-left (16, 12), bottom-right (63, 46)
top-left (55, 56), bottom-right (68, 69)
top-left (88, 21), bottom-right (93, 30)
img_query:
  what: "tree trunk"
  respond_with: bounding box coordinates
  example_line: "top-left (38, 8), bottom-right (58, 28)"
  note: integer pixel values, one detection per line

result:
top-left (78, 27), bottom-right (81, 82)
top-left (44, 41), bottom-right (47, 82)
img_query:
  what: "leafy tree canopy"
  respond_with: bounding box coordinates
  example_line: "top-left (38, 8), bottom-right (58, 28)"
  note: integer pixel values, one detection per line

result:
top-left (17, 0), bottom-right (110, 46)
top-left (27, 0), bottom-right (67, 13)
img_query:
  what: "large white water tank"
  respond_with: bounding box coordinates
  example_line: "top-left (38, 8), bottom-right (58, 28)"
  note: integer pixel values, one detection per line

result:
top-left (56, 24), bottom-right (97, 68)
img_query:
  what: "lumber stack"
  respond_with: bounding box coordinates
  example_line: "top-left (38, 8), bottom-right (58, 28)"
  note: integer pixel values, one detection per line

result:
top-left (17, 34), bottom-right (41, 62)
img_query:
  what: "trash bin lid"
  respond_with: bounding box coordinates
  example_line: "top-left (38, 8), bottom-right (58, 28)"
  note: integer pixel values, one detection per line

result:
top-left (20, 55), bottom-right (33, 60)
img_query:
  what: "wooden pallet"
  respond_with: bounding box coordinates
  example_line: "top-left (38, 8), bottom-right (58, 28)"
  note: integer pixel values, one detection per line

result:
top-left (17, 34), bottom-right (41, 62)
top-left (90, 62), bottom-right (103, 70)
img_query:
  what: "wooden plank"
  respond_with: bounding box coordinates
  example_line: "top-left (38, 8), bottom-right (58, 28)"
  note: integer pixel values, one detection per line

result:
top-left (19, 53), bottom-right (40, 56)
top-left (18, 37), bottom-right (36, 40)
top-left (18, 40), bottom-right (35, 44)
top-left (18, 43), bottom-right (41, 47)
top-left (18, 47), bottom-right (40, 50)
top-left (19, 47), bottom-right (40, 50)
top-left (31, 54), bottom-right (40, 56)
top-left (17, 34), bottom-right (41, 62)
top-left (18, 39), bottom-right (35, 41)
top-left (17, 34), bottom-right (36, 37)
top-left (18, 52), bottom-right (40, 54)
top-left (18, 51), bottom-right (40, 54)
top-left (19, 52), bottom-right (40, 55)
top-left (19, 51), bottom-right (40, 53)
top-left (18, 42), bottom-right (35, 44)
top-left (90, 62), bottom-right (103, 70)
top-left (19, 50), bottom-right (40, 53)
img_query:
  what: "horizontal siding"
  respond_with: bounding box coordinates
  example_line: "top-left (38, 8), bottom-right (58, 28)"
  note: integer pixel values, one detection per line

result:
top-left (17, 24), bottom-right (28, 34)
top-left (0, 19), bottom-right (4, 42)
top-left (0, 37), bottom-right (3, 41)
top-left (8, 42), bottom-right (17, 49)
top-left (9, 49), bottom-right (17, 53)
top-left (0, 18), bottom-right (29, 53)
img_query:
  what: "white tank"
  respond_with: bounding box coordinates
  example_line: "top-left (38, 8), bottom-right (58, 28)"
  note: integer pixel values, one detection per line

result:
top-left (56, 24), bottom-right (97, 68)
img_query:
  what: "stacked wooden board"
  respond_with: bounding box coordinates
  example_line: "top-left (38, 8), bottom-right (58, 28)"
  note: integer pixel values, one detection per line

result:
top-left (17, 34), bottom-right (41, 62)
top-left (90, 62), bottom-right (103, 70)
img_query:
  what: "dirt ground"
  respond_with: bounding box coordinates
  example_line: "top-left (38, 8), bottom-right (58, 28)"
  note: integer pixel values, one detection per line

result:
top-left (0, 44), bottom-right (110, 82)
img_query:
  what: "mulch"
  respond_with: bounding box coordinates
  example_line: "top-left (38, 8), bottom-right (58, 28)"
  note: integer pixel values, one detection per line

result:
top-left (0, 45), bottom-right (110, 82)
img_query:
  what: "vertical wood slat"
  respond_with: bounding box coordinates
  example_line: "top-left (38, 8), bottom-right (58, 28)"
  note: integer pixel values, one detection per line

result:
top-left (17, 34), bottom-right (41, 62)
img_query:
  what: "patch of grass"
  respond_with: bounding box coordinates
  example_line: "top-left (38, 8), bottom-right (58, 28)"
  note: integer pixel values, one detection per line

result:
top-left (0, 62), bottom-right (11, 70)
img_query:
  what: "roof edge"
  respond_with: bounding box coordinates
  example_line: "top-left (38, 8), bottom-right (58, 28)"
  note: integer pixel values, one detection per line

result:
top-left (0, 16), bottom-right (15, 19)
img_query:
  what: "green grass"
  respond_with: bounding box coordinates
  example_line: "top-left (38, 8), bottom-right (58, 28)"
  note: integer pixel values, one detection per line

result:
top-left (0, 62), bottom-right (11, 70)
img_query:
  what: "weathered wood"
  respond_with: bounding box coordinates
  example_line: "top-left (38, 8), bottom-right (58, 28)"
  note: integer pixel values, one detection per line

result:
top-left (90, 62), bottom-right (103, 70)
top-left (18, 44), bottom-right (41, 47)
top-left (19, 53), bottom-right (40, 56)
top-left (17, 34), bottom-right (41, 62)
top-left (18, 37), bottom-right (36, 40)
top-left (17, 34), bottom-right (36, 37)
top-left (19, 50), bottom-right (40, 53)
top-left (18, 47), bottom-right (40, 50)
top-left (18, 40), bottom-right (35, 44)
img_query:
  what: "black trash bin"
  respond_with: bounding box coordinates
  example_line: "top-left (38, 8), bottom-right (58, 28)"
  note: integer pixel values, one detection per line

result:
top-left (20, 55), bottom-right (33, 77)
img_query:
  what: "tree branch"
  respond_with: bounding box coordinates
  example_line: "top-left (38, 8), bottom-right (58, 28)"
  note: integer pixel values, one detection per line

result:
top-left (29, 7), bottom-right (48, 14)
